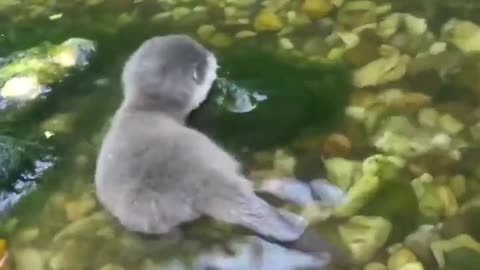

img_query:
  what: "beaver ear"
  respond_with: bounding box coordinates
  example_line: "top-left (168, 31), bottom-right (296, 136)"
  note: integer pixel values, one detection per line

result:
top-left (192, 57), bottom-right (209, 85)
top-left (193, 63), bottom-right (200, 83)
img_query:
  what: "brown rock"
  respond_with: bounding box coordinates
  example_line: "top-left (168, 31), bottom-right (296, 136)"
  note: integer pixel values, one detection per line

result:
top-left (323, 133), bottom-right (352, 157)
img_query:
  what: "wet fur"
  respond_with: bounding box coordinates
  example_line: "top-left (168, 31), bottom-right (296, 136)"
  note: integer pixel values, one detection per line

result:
top-left (94, 35), bottom-right (308, 242)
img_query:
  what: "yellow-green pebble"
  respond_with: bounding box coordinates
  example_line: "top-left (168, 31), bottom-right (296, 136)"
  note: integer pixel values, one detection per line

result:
top-left (449, 174), bottom-right (467, 199)
top-left (238, 18), bottom-right (250, 24)
top-left (172, 7), bottom-right (190, 20)
top-left (287, 11), bottom-right (311, 27)
top-left (364, 262), bottom-right (387, 270)
top-left (151, 12), bottom-right (171, 22)
top-left (279, 38), bottom-right (294, 50)
top-left (436, 185), bottom-right (459, 217)
top-left (86, 0), bottom-right (104, 6)
top-left (417, 108), bottom-right (439, 128)
top-left (300, 204), bottom-right (331, 223)
top-left (209, 32), bottom-right (233, 48)
top-left (438, 114), bottom-right (464, 135)
top-left (13, 248), bottom-right (44, 270)
top-left (287, 11), bottom-right (296, 21)
top-left (302, 0), bottom-right (334, 18)
top-left (197, 25), bottom-right (216, 40)
top-left (99, 264), bottom-right (125, 270)
top-left (193, 6), bottom-right (207, 12)
top-left (224, 6), bottom-right (237, 17)
top-left (254, 10), bottom-right (284, 32)
top-left (387, 248), bottom-right (417, 270)
top-left (235, 30), bottom-right (257, 39)
top-left (226, 0), bottom-right (256, 7)
top-left (18, 227), bottom-right (40, 243)
top-left (396, 262), bottom-right (425, 270)
top-left (277, 25), bottom-right (295, 36)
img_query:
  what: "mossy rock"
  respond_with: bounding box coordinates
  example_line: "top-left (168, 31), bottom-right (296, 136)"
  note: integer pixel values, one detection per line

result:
top-left (359, 179), bottom-right (420, 243)
top-left (190, 46), bottom-right (352, 152)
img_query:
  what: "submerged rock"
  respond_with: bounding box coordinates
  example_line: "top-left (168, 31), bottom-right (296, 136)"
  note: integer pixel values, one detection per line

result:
top-left (333, 154), bottom-right (406, 217)
top-left (411, 174), bottom-right (459, 220)
top-left (404, 225), bottom-right (441, 264)
top-left (172, 7), bottom-right (191, 20)
top-left (346, 96), bottom-right (468, 163)
top-left (324, 157), bottom-right (362, 190)
top-left (12, 248), bottom-right (45, 270)
top-left (197, 24), bottom-right (216, 41)
top-left (99, 264), bottom-right (125, 270)
top-left (442, 19), bottom-right (480, 53)
top-left (387, 247), bottom-right (419, 270)
top-left (53, 211), bottom-right (110, 243)
top-left (339, 215), bottom-right (392, 263)
top-left (323, 133), bottom-right (352, 157)
top-left (64, 193), bottom-right (97, 222)
top-left (300, 204), bottom-right (332, 223)
top-left (272, 149), bottom-right (296, 177)
top-left (235, 30), bottom-right (257, 39)
top-left (52, 38), bottom-right (96, 68)
top-left (364, 262), bottom-right (387, 270)
top-left (17, 227), bottom-right (40, 243)
top-left (336, 0), bottom-right (382, 29)
top-left (376, 12), bottom-right (433, 54)
top-left (353, 45), bottom-right (410, 88)
top-left (0, 38), bottom-right (95, 107)
top-left (254, 10), bottom-right (284, 32)
top-left (208, 33), bottom-right (233, 48)
top-left (49, 239), bottom-right (91, 270)
top-left (302, 0), bottom-right (333, 18)
top-left (249, 148), bottom-right (297, 181)
top-left (372, 116), bottom-right (434, 159)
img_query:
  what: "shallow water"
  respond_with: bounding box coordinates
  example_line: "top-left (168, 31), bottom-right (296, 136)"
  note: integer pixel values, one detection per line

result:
top-left (2, 0), bottom-right (480, 270)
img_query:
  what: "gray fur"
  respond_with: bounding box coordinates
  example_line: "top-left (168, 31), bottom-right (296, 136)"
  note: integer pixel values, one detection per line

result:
top-left (95, 34), bottom-right (308, 241)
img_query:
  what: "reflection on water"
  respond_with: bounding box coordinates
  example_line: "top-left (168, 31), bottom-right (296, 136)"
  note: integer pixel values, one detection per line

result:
top-left (194, 237), bottom-right (328, 270)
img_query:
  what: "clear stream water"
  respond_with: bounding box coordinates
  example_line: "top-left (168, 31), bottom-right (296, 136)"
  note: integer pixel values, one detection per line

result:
top-left (1, 0), bottom-right (480, 270)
